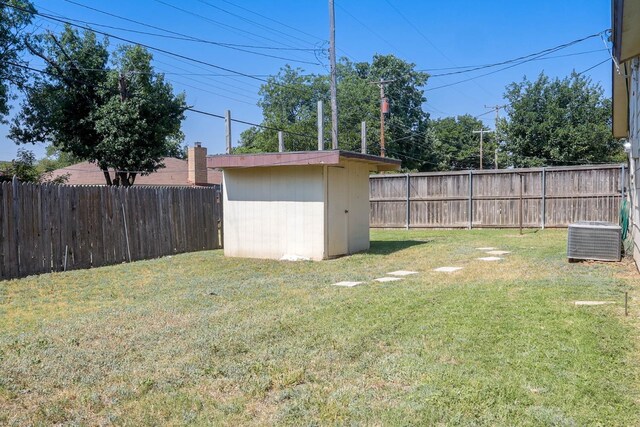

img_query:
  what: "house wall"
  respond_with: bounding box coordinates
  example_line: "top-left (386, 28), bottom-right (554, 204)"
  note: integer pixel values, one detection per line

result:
top-left (222, 166), bottom-right (326, 260)
top-left (629, 58), bottom-right (640, 270)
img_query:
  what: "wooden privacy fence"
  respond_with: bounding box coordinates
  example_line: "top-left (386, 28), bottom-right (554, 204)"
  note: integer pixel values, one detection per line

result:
top-left (370, 164), bottom-right (625, 229)
top-left (0, 179), bottom-right (223, 280)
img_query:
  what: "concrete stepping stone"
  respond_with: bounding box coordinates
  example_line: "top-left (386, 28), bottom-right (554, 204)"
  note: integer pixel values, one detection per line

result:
top-left (477, 257), bottom-right (502, 261)
top-left (332, 281), bottom-right (364, 287)
top-left (485, 250), bottom-right (511, 255)
top-left (433, 267), bottom-right (463, 272)
top-left (387, 270), bottom-right (418, 276)
top-left (574, 301), bottom-right (614, 306)
top-left (374, 277), bottom-right (403, 282)
top-left (476, 247), bottom-right (496, 250)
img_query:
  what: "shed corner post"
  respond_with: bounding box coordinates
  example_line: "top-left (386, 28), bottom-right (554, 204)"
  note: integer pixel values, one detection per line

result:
top-left (468, 170), bottom-right (473, 230)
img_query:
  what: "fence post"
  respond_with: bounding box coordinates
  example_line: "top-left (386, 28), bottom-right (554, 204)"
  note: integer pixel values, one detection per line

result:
top-left (468, 170), bottom-right (473, 230)
top-left (405, 173), bottom-right (410, 230)
top-left (541, 168), bottom-right (546, 229)
top-left (519, 173), bottom-right (524, 235)
top-left (12, 176), bottom-right (20, 275)
top-left (621, 164), bottom-right (626, 198)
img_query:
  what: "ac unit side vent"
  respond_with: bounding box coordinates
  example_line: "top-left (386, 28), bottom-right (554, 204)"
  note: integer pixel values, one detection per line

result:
top-left (567, 221), bottom-right (621, 262)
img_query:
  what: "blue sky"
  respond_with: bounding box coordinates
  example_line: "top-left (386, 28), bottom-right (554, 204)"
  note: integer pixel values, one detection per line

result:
top-left (0, 0), bottom-right (613, 160)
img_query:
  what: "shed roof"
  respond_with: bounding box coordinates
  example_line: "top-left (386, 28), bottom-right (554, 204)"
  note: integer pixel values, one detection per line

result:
top-left (207, 150), bottom-right (401, 171)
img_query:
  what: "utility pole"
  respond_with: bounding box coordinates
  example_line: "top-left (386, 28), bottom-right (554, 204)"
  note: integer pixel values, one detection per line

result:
top-left (484, 104), bottom-right (507, 169)
top-left (328, 0), bottom-right (338, 150)
top-left (370, 78), bottom-right (395, 157)
top-left (472, 128), bottom-right (493, 170)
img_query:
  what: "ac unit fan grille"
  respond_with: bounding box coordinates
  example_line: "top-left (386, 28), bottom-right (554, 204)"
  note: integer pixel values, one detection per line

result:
top-left (567, 221), bottom-right (621, 262)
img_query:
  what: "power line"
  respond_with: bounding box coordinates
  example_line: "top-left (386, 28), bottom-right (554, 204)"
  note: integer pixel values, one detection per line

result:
top-left (152, 0), bottom-right (315, 54)
top-left (3, 2), bottom-right (314, 97)
top-left (420, 49), bottom-right (608, 72)
top-left (55, 1), bottom-right (323, 65)
top-left (576, 58), bottom-right (609, 75)
top-left (426, 32), bottom-right (605, 78)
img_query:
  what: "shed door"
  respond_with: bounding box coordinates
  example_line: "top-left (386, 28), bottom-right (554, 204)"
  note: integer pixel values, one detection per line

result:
top-left (328, 166), bottom-right (348, 257)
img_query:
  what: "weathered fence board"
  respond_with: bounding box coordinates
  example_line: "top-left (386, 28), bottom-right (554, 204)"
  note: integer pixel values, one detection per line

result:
top-left (370, 165), bottom-right (624, 229)
top-left (0, 180), bottom-right (222, 280)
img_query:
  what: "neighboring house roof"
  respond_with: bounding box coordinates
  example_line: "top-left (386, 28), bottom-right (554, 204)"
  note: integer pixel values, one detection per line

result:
top-left (50, 158), bottom-right (222, 186)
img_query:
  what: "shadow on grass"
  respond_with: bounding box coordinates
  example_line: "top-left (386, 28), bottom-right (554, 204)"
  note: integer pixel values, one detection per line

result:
top-left (367, 239), bottom-right (432, 255)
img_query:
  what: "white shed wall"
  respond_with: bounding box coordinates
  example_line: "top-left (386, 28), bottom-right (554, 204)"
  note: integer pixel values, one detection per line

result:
top-left (346, 161), bottom-right (372, 254)
top-left (223, 166), bottom-right (326, 260)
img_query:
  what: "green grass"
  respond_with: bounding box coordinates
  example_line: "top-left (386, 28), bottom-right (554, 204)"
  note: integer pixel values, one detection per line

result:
top-left (1, 229), bottom-right (639, 425)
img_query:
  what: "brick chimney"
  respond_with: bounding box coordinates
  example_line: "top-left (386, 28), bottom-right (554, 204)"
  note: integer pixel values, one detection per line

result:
top-left (188, 142), bottom-right (208, 185)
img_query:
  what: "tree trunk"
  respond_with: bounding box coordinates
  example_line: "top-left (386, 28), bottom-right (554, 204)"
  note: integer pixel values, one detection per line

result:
top-left (101, 168), bottom-right (113, 186)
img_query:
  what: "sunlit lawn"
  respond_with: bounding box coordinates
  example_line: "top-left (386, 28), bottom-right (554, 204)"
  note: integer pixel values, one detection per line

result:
top-left (1, 229), bottom-right (639, 425)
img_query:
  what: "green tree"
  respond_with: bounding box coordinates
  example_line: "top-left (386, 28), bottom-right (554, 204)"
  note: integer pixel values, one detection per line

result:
top-left (10, 26), bottom-right (187, 186)
top-left (0, 0), bottom-right (35, 122)
top-left (238, 55), bottom-right (430, 169)
top-left (500, 72), bottom-right (623, 167)
top-left (0, 148), bottom-right (40, 182)
top-left (424, 115), bottom-right (496, 171)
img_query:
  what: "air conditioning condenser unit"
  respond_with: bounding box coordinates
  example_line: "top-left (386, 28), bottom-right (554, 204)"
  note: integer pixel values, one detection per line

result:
top-left (567, 221), bottom-right (621, 262)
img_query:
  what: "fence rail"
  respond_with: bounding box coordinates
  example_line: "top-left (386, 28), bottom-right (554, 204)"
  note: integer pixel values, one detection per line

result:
top-left (0, 179), bottom-right (222, 280)
top-left (370, 164), bottom-right (625, 229)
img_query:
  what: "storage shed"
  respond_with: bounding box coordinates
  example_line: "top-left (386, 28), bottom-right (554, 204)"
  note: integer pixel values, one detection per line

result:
top-left (208, 151), bottom-right (401, 260)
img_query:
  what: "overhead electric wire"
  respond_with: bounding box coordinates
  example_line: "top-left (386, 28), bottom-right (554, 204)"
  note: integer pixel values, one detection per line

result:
top-left (576, 58), bottom-right (610, 75)
top-left (420, 48), bottom-right (608, 72)
top-left (197, 0), bottom-right (319, 50)
top-left (426, 32), bottom-right (606, 78)
top-left (53, 1), bottom-right (322, 65)
top-left (3, 1), bottom-right (317, 97)
top-left (152, 0), bottom-right (313, 54)
top-left (61, 0), bottom-right (318, 51)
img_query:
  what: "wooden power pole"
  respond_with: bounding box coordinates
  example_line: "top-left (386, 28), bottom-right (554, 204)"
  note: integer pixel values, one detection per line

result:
top-left (472, 128), bottom-right (493, 170)
top-left (328, 0), bottom-right (338, 150)
top-left (370, 78), bottom-right (395, 157)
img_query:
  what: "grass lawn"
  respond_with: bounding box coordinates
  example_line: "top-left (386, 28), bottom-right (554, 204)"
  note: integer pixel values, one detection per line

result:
top-left (1, 229), bottom-right (639, 425)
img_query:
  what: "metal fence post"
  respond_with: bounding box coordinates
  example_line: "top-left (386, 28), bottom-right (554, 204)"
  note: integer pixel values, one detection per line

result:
top-left (406, 173), bottom-right (410, 230)
top-left (468, 170), bottom-right (473, 230)
top-left (541, 168), bottom-right (546, 229)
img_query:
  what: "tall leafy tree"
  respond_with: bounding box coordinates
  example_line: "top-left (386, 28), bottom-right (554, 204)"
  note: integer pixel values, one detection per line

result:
top-left (424, 115), bottom-right (496, 171)
top-left (500, 72), bottom-right (623, 167)
top-left (0, 0), bottom-right (35, 122)
top-left (238, 55), bottom-right (429, 169)
top-left (10, 26), bottom-right (187, 186)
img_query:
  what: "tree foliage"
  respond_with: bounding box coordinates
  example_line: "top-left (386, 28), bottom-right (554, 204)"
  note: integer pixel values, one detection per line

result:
top-left (10, 26), bottom-right (187, 186)
top-left (424, 115), bottom-right (496, 171)
top-left (500, 72), bottom-right (623, 167)
top-left (0, 0), bottom-right (35, 122)
top-left (238, 55), bottom-right (429, 169)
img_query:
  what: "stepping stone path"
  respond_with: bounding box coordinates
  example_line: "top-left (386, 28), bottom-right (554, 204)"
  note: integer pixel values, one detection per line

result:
top-left (387, 270), bottom-right (418, 276)
top-left (485, 250), bottom-right (511, 255)
top-left (374, 277), bottom-right (403, 282)
top-left (332, 281), bottom-right (364, 287)
top-left (478, 256), bottom-right (503, 261)
top-left (574, 301), bottom-right (614, 306)
top-left (433, 266), bottom-right (463, 272)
